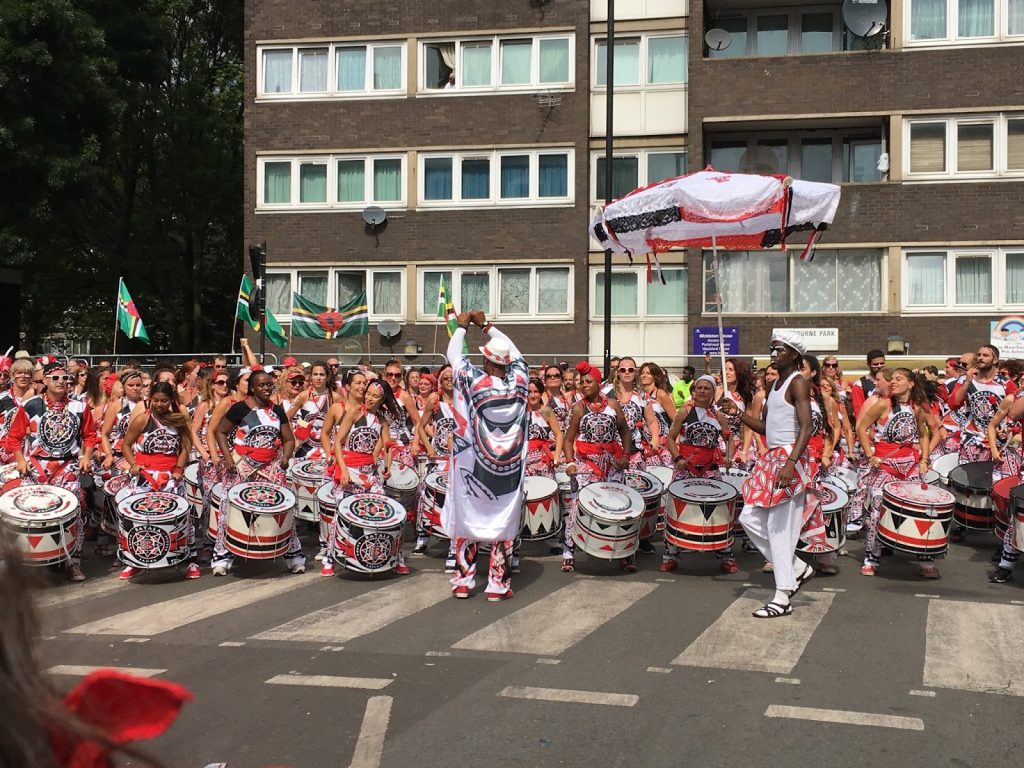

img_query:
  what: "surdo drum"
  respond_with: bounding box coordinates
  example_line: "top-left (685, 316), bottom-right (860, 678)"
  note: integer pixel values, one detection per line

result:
top-left (948, 461), bottom-right (996, 530)
top-left (101, 473), bottom-right (132, 537)
top-left (183, 463), bottom-right (202, 519)
top-left (0, 484), bottom-right (80, 565)
top-left (992, 475), bottom-right (1021, 543)
top-left (666, 479), bottom-right (738, 552)
top-left (798, 479), bottom-right (848, 554)
top-left (830, 465), bottom-right (859, 495)
top-left (572, 482), bottom-right (644, 559)
top-left (117, 491), bottom-right (191, 570)
top-left (315, 482), bottom-right (338, 544)
top-left (521, 476), bottom-right (561, 540)
top-left (719, 467), bottom-right (751, 541)
top-left (624, 469), bottom-right (664, 541)
top-left (555, 466), bottom-right (573, 518)
top-left (289, 458), bottom-right (326, 523)
top-left (931, 453), bottom-right (960, 489)
top-left (223, 482), bottom-right (296, 559)
top-left (878, 480), bottom-right (955, 556)
top-left (205, 482), bottom-right (225, 541)
top-left (646, 465), bottom-right (674, 534)
top-left (333, 493), bottom-right (406, 574)
top-left (422, 471), bottom-right (449, 540)
top-left (384, 462), bottom-right (419, 523)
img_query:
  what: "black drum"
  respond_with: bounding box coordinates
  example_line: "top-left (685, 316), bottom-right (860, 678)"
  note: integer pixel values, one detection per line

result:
top-left (948, 461), bottom-right (996, 530)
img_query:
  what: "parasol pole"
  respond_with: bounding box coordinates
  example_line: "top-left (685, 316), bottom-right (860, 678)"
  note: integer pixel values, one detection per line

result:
top-left (712, 235), bottom-right (727, 388)
top-left (602, 0), bottom-right (616, 379)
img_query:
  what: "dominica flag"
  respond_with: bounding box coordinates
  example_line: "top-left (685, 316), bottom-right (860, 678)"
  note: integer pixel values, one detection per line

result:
top-left (116, 278), bottom-right (150, 345)
top-left (437, 276), bottom-right (468, 353)
top-left (236, 274), bottom-right (288, 347)
top-left (291, 291), bottom-right (368, 339)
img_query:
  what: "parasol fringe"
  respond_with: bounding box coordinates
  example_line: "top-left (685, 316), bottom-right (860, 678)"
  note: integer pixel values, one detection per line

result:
top-left (799, 225), bottom-right (826, 263)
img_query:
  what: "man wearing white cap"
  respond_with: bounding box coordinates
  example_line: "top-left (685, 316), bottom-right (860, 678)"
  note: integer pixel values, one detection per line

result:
top-left (722, 331), bottom-right (815, 618)
top-left (441, 309), bottom-right (529, 600)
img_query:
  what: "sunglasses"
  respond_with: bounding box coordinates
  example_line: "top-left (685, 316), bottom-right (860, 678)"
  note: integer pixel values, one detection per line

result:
top-left (823, 362), bottom-right (838, 368)
top-left (48, 374), bottom-right (74, 382)
top-left (384, 372), bottom-right (401, 378)
top-left (618, 367), bottom-right (636, 373)
top-left (545, 373), bottom-right (562, 379)
top-left (287, 377), bottom-right (306, 385)
top-left (214, 378), bottom-right (228, 385)
top-left (768, 345), bottom-right (787, 353)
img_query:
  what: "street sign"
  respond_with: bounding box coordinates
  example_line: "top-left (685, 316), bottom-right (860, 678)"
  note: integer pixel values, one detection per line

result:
top-left (693, 326), bottom-right (739, 355)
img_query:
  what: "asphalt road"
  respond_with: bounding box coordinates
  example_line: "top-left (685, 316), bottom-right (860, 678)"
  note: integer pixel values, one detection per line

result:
top-left (34, 529), bottom-right (1024, 768)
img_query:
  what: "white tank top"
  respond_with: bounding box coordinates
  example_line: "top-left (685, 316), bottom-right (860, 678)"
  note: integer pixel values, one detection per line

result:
top-left (766, 371), bottom-right (801, 448)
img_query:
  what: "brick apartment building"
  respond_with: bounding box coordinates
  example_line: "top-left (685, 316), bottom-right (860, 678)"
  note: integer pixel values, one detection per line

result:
top-left (244, 0), bottom-right (1024, 366)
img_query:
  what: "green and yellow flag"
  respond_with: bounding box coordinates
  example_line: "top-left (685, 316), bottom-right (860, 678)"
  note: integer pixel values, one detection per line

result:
top-left (236, 275), bottom-right (287, 347)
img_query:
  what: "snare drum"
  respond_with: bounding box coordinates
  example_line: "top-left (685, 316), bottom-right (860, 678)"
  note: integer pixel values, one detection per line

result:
top-left (931, 453), bottom-right (960, 489)
top-left (315, 482), bottom-right (338, 544)
top-left (555, 467), bottom-right (573, 517)
top-left (0, 463), bottom-right (19, 485)
top-left (666, 479), bottom-right (738, 552)
top-left (183, 463), bottom-right (202, 518)
top-left (206, 482), bottom-right (224, 541)
top-left (117, 491), bottom-right (191, 570)
top-left (921, 469), bottom-right (939, 485)
top-left (334, 493), bottom-right (406, 574)
top-left (385, 463), bottom-right (419, 523)
top-left (878, 480), bottom-right (955, 556)
top-left (992, 475), bottom-right (1021, 543)
top-left (720, 467), bottom-right (751, 541)
top-left (422, 471), bottom-right (449, 540)
top-left (223, 482), bottom-right (297, 559)
top-left (948, 461), bottom-right (996, 530)
top-left (798, 480), bottom-right (848, 554)
top-left (0, 484), bottom-right (80, 565)
top-left (572, 482), bottom-right (644, 559)
top-left (831, 466), bottom-right (859, 495)
top-left (624, 470), bottom-right (664, 541)
top-left (646, 465), bottom-right (674, 534)
top-left (522, 476), bottom-right (561, 540)
top-left (289, 458), bottom-right (326, 523)
top-left (102, 474), bottom-right (132, 537)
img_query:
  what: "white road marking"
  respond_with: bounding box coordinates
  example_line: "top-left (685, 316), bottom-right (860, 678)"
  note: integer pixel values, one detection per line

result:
top-left (646, 666), bottom-right (672, 674)
top-left (220, 641), bottom-right (246, 647)
top-left (655, 578), bottom-right (676, 583)
top-left (536, 658), bottom-right (561, 665)
top-left (425, 651), bottom-right (451, 657)
top-left (66, 575), bottom-right (314, 636)
top-left (266, 674), bottom-right (393, 690)
top-left (743, 582), bottom-right (758, 587)
top-left (775, 677), bottom-right (801, 685)
top-left (916, 593), bottom-right (941, 599)
top-left (123, 637), bottom-right (149, 643)
top-left (672, 589), bottom-right (835, 674)
top-left (498, 685), bottom-right (638, 707)
top-left (1010, 600), bottom-right (1024, 606)
top-left (909, 690), bottom-right (937, 697)
top-left (350, 695), bottom-right (393, 768)
top-left (320, 645), bottom-right (345, 652)
top-left (925, 600), bottom-right (1024, 696)
top-left (47, 664), bottom-right (166, 678)
top-left (822, 587), bottom-right (846, 593)
top-left (36, 578), bottom-right (127, 608)
top-left (765, 704), bottom-right (924, 731)
top-left (453, 581), bottom-right (657, 655)
top-left (252, 573), bottom-right (450, 644)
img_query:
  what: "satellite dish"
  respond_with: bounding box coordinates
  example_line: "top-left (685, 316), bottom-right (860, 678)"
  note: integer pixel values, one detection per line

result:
top-left (704, 28), bottom-right (733, 51)
top-left (377, 319), bottom-right (402, 342)
top-left (362, 206), bottom-right (387, 227)
top-left (842, 0), bottom-right (888, 37)
top-left (338, 338), bottom-right (362, 365)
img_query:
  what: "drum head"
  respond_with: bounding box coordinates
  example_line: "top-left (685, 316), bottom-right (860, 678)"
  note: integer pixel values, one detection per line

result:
top-left (930, 453), bottom-right (960, 481)
top-left (949, 462), bottom-right (994, 493)
top-left (425, 471), bottom-right (448, 493)
top-left (993, 475), bottom-right (1020, 502)
top-left (921, 469), bottom-right (939, 485)
top-left (227, 482), bottom-right (295, 515)
top-left (668, 478), bottom-right (736, 504)
top-left (554, 470), bottom-right (571, 487)
top-left (339, 493), bottom-right (405, 528)
top-left (210, 482), bottom-right (224, 505)
top-left (0, 463), bottom-right (20, 485)
top-left (623, 470), bottom-right (664, 499)
top-left (0, 484), bottom-right (78, 521)
top-left (884, 480), bottom-right (955, 507)
top-left (118, 492), bottom-right (189, 523)
top-left (104, 474), bottom-right (131, 497)
top-left (316, 482), bottom-right (338, 509)
top-left (818, 480), bottom-right (849, 512)
top-left (578, 482), bottom-right (644, 520)
top-left (719, 468), bottom-right (750, 494)
top-left (387, 463), bottom-right (419, 491)
top-left (184, 462), bottom-right (200, 484)
top-left (524, 476), bottom-right (559, 500)
top-left (291, 459), bottom-right (327, 482)
top-left (647, 465), bottom-right (673, 488)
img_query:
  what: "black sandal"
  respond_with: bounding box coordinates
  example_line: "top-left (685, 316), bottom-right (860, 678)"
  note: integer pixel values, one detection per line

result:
top-left (752, 600), bottom-right (792, 619)
top-left (790, 563), bottom-right (815, 597)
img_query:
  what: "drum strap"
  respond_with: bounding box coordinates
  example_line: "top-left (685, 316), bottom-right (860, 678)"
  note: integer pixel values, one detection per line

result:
top-left (29, 456), bottom-right (73, 484)
top-left (576, 441), bottom-right (622, 481)
top-left (875, 441), bottom-right (920, 479)
top-left (235, 444), bottom-right (278, 463)
top-left (677, 443), bottom-right (720, 469)
top-left (527, 439), bottom-right (554, 466)
top-left (135, 452), bottom-right (177, 491)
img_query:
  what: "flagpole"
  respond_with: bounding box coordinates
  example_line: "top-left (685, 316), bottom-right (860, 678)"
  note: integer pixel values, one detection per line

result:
top-left (113, 277), bottom-right (122, 357)
top-left (231, 276), bottom-right (241, 356)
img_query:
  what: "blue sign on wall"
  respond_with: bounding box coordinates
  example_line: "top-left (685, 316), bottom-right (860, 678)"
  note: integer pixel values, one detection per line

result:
top-left (692, 326), bottom-right (740, 355)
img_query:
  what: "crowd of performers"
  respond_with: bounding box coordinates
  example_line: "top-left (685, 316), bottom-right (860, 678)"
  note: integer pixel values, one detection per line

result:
top-left (1, 329), bottom-right (1023, 610)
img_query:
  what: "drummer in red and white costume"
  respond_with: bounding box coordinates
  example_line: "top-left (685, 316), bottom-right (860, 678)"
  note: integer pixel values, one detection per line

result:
top-left (950, 345), bottom-right (1016, 465)
top-left (716, 358), bottom-right (760, 471)
top-left (0, 361), bottom-right (23, 465)
top-left (542, 365), bottom-right (574, 435)
top-left (8, 358), bottom-right (37, 406)
top-left (526, 378), bottom-right (563, 477)
top-left (856, 368), bottom-right (940, 578)
top-left (639, 362), bottom-right (676, 468)
top-left (412, 366), bottom-right (457, 558)
top-left (614, 357), bottom-right (660, 471)
top-left (211, 369), bottom-right (304, 576)
top-left (990, 388), bottom-right (1024, 583)
top-left (986, 392), bottom-right (1022, 482)
top-left (118, 382), bottom-right (198, 580)
top-left (382, 359), bottom-right (421, 473)
top-left (660, 374), bottom-right (736, 573)
top-left (796, 355), bottom-right (838, 573)
top-left (722, 332), bottom-right (814, 618)
top-left (561, 362), bottom-right (634, 573)
top-left (4, 362), bottom-right (98, 582)
top-left (285, 360), bottom-right (336, 459)
top-left (319, 368), bottom-right (367, 561)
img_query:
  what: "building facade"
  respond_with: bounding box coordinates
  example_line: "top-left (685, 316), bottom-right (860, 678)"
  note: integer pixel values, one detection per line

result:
top-left (245, 0), bottom-right (1024, 365)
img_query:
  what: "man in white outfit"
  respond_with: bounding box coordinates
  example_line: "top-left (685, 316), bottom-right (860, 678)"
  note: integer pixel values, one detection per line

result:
top-left (722, 331), bottom-right (814, 618)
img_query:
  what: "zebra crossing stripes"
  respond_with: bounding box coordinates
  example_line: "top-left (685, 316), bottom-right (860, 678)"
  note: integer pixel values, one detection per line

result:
top-left (671, 589), bottom-right (836, 674)
top-left (924, 600), bottom-right (1024, 696)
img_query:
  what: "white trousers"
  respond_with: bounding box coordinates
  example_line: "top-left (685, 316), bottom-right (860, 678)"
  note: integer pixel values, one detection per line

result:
top-left (739, 492), bottom-right (805, 593)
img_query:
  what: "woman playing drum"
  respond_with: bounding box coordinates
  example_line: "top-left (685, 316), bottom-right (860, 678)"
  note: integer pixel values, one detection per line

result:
top-left (210, 370), bottom-right (304, 576)
top-left (639, 362), bottom-right (676, 468)
top-left (797, 355), bottom-right (838, 574)
top-left (660, 375), bottom-right (736, 574)
top-left (412, 365), bottom-right (457, 557)
top-left (561, 362), bottom-right (634, 573)
top-left (716, 359), bottom-right (760, 471)
top-left (381, 359), bottom-right (421, 473)
top-left (856, 368), bottom-right (941, 578)
top-left (614, 356), bottom-right (660, 471)
top-left (118, 382), bottom-right (197, 580)
top-left (285, 361), bottom-right (336, 459)
top-left (542, 364), bottom-right (574, 436)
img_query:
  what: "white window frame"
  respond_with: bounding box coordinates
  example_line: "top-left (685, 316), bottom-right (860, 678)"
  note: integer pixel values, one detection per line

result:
top-left (903, 114), bottom-right (1024, 180)
top-left (699, 248), bottom-right (887, 315)
top-left (901, 247), bottom-right (1024, 313)
top-left (256, 154), bottom-right (408, 211)
top-left (417, 149), bottom-right (574, 208)
top-left (589, 266), bottom-right (689, 320)
top-left (266, 267), bottom-right (407, 321)
top-left (415, 265), bottom-right (574, 322)
top-left (904, 0), bottom-right (1024, 47)
top-left (703, 7), bottom-right (843, 57)
top-left (256, 41), bottom-right (408, 100)
top-left (589, 148), bottom-right (689, 203)
top-left (592, 33), bottom-right (689, 90)
top-left (417, 34), bottom-right (575, 94)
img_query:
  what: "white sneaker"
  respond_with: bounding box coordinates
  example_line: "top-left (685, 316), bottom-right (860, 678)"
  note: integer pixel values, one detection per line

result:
top-left (290, 563), bottom-right (306, 574)
top-left (212, 565), bottom-right (228, 576)
top-left (314, 547), bottom-right (327, 561)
